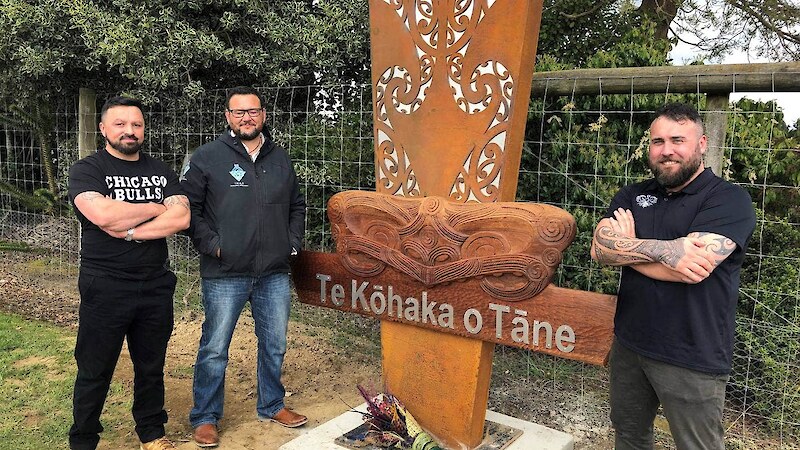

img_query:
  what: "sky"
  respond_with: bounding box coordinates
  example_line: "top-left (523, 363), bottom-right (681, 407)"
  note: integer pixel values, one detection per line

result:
top-left (670, 43), bottom-right (800, 128)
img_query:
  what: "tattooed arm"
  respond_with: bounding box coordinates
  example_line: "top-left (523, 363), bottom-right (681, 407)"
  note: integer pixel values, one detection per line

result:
top-left (591, 208), bottom-right (736, 283)
top-left (102, 195), bottom-right (190, 240)
top-left (74, 191), bottom-right (166, 231)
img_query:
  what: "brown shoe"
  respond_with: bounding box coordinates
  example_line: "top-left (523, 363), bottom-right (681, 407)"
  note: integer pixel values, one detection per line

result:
top-left (261, 408), bottom-right (308, 428)
top-left (193, 423), bottom-right (219, 448)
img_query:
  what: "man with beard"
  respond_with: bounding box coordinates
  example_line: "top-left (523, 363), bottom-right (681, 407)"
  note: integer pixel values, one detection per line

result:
top-left (181, 86), bottom-right (306, 447)
top-left (68, 96), bottom-right (190, 450)
top-left (590, 103), bottom-right (756, 449)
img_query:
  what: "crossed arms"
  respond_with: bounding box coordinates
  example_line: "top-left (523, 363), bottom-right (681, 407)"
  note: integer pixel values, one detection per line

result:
top-left (74, 192), bottom-right (190, 240)
top-left (590, 208), bottom-right (737, 284)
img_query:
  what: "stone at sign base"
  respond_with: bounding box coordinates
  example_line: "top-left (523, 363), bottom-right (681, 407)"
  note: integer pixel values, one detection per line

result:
top-left (278, 403), bottom-right (574, 450)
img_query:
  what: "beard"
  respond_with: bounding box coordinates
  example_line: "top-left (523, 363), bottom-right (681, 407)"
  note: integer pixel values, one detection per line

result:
top-left (107, 135), bottom-right (143, 155)
top-left (649, 149), bottom-right (702, 190)
top-left (233, 121), bottom-right (263, 141)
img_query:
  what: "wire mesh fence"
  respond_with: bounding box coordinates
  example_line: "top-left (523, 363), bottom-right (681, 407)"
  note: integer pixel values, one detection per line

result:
top-left (1, 68), bottom-right (798, 448)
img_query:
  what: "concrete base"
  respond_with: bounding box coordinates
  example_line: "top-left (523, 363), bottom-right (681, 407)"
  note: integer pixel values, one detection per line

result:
top-left (279, 403), bottom-right (574, 450)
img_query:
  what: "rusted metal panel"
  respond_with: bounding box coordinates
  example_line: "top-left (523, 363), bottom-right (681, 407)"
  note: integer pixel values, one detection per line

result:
top-left (364, 1), bottom-right (548, 446)
top-left (370, 0), bottom-right (544, 202)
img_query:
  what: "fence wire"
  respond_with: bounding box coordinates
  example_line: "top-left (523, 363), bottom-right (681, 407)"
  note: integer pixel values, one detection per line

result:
top-left (1, 73), bottom-right (798, 448)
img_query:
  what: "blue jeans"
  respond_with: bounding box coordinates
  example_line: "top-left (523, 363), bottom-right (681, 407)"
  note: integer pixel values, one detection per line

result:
top-left (610, 339), bottom-right (728, 450)
top-left (189, 273), bottom-right (291, 428)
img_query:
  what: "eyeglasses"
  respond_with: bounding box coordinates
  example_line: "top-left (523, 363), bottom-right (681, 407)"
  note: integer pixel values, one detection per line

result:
top-left (227, 108), bottom-right (263, 118)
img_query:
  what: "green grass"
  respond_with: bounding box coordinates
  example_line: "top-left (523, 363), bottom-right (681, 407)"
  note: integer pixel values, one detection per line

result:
top-left (290, 302), bottom-right (382, 358)
top-left (0, 240), bottom-right (33, 252)
top-left (0, 313), bottom-right (130, 449)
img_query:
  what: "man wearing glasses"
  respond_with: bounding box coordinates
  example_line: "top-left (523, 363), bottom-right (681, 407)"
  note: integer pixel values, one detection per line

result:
top-left (181, 86), bottom-right (307, 447)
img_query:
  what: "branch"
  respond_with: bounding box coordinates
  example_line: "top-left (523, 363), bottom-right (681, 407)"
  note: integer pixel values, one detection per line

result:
top-left (726, 0), bottom-right (800, 46)
top-left (559, 0), bottom-right (614, 19)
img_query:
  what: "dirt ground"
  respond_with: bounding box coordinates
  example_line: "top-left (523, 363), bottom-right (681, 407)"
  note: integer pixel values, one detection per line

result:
top-left (0, 250), bottom-right (381, 449)
top-left (1, 249), bottom-right (622, 449)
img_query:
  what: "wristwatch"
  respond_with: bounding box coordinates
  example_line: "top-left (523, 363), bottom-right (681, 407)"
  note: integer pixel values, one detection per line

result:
top-left (125, 228), bottom-right (135, 242)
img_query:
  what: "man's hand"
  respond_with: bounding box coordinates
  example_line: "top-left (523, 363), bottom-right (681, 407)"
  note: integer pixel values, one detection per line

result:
top-left (74, 191), bottom-right (165, 232)
top-left (132, 194), bottom-right (190, 240)
top-left (101, 228), bottom-right (128, 239)
top-left (660, 237), bottom-right (716, 282)
top-left (99, 194), bottom-right (190, 240)
top-left (609, 208), bottom-right (635, 238)
top-left (592, 215), bottom-right (718, 283)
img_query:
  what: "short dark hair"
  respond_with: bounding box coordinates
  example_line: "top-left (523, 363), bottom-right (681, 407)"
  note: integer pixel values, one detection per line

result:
top-left (653, 103), bottom-right (704, 132)
top-left (100, 96), bottom-right (144, 120)
top-left (225, 86), bottom-right (263, 109)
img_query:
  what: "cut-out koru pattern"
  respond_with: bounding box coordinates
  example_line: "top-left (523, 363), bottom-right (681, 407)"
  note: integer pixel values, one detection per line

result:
top-left (373, 0), bottom-right (516, 202)
top-left (328, 191), bottom-right (576, 300)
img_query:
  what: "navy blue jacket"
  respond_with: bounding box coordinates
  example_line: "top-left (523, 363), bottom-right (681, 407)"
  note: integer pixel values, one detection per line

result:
top-left (181, 130), bottom-right (305, 278)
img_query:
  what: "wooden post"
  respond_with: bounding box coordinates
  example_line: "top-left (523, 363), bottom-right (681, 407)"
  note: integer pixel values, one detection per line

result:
top-left (704, 94), bottom-right (730, 177)
top-left (78, 88), bottom-right (97, 159)
top-left (530, 62), bottom-right (800, 96)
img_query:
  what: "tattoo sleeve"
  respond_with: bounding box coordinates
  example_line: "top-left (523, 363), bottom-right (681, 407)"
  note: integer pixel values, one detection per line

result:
top-left (687, 232), bottom-right (736, 266)
top-left (76, 191), bottom-right (104, 202)
top-left (594, 224), bottom-right (685, 268)
top-left (164, 195), bottom-right (190, 211)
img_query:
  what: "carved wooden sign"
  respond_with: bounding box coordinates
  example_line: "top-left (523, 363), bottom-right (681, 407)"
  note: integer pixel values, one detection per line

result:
top-left (290, 0), bottom-right (616, 447)
top-left (292, 192), bottom-right (617, 366)
top-left (331, 192), bottom-right (575, 300)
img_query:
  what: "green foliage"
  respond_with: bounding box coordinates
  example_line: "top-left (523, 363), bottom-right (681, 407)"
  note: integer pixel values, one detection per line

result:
top-left (0, 182), bottom-right (59, 212)
top-left (0, 0), bottom-right (370, 106)
top-left (733, 210), bottom-right (800, 438)
top-left (0, 101), bottom-right (62, 210)
top-left (0, 240), bottom-right (32, 251)
top-left (276, 100), bottom-right (374, 251)
top-left (537, 0), bottom-right (631, 68)
top-left (585, 18), bottom-right (671, 68)
top-left (537, 1), bottom-right (671, 70)
top-left (726, 98), bottom-right (800, 221)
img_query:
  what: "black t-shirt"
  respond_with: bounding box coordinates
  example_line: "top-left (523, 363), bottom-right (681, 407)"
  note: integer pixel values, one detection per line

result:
top-left (68, 149), bottom-right (183, 280)
top-left (605, 169), bottom-right (756, 374)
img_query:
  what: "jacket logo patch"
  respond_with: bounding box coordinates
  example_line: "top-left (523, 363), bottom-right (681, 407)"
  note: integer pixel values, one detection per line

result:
top-left (229, 164), bottom-right (246, 182)
top-left (636, 194), bottom-right (658, 208)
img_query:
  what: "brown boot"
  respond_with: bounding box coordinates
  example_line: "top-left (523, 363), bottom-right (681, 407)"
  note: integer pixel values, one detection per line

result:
top-left (260, 408), bottom-right (308, 428)
top-left (193, 423), bottom-right (219, 448)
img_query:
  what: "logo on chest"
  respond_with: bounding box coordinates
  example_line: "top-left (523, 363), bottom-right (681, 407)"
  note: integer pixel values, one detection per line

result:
top-left (229, 164), bottom-right (249, 187)
top-left (105, 175), bottom-right (166, 201)
top-left (635, 194), bottom-right (658, 208)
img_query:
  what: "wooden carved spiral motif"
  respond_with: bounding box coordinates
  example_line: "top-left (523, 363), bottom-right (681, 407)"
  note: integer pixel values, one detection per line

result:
top-left (328, 191), bottom-right (576, 301)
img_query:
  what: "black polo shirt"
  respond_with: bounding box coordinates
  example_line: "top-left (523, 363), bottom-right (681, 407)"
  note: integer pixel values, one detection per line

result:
top-left (605, 168), bottom-right (756, 374)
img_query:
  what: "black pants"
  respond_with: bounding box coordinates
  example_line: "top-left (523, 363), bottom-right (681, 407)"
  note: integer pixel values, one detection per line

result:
top-left (69, 271), bottom-right (176, 450)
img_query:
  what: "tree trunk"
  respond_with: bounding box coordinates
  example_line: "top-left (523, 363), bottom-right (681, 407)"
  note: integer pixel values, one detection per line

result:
top-left (638, 0), bottom-right (678, 40)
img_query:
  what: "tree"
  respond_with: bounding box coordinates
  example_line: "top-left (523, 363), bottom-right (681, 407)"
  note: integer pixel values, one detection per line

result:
top-left (538, 0), bottom-right (800, 67)
top-left (0, 0), bottom-right (370, 107)
top-left (645, 0), bottom-right (800, 61)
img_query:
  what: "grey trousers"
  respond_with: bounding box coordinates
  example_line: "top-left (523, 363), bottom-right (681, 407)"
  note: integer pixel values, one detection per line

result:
top-left (609, 340), bottom-right (728, 450)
